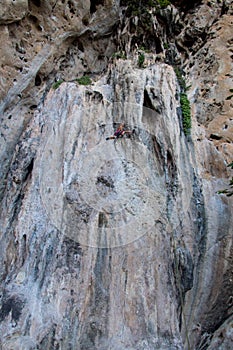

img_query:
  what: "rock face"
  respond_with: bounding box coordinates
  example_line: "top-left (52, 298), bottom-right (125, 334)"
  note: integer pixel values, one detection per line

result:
top-left (0, 0), bottom-right (28, 24)
top-left (0, 1), bottom-right (232, 349)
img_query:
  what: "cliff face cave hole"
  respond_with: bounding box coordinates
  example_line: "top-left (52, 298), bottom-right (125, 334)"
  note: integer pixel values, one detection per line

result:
top-left (90, 0), bottom-right (105, 14)
top-left (143, 89), bottom-right (154, 110)
top-left (30, 0), bottom-right (41, 7)
top-left (72, 38), bottom-right (84, 52)
top-left (166, 150), bottom-right (177, 179)
top-left (35, 74), bottom-right (42, 86)
top-left (68, 0), bottom-right (75, 15)
top-left (98, 212), bottom-right (108, 228)
top-left (28, 15), bottom-right (42, 31)
top-left (22, 234), bottom-right (27, 264)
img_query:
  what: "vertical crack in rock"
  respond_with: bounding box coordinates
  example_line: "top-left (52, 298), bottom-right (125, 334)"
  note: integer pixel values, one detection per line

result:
top-left (80, 248), bottom-right (111, 349)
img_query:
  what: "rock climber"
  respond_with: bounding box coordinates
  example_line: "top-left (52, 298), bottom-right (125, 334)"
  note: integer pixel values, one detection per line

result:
top-left (106, 123), bottom-right (134, 140)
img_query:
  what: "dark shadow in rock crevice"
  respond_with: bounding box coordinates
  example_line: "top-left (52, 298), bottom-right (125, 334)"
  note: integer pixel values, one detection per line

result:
top-left (90, 0), bottom-right (105, 14)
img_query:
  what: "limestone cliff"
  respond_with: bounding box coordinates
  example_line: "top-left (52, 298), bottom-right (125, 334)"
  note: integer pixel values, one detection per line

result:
top-left (0, 1), bottom-right (232, 349)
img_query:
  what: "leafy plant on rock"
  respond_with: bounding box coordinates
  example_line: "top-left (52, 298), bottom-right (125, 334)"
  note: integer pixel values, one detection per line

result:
top-left (138, 51), bottom-right (145, 67)
top-left (52, 80), bottom-right (63, 89)
top-left (120, 0), bottom-right (171, 15)
top-left (180, 93), bottom-right (191, 136)
top-left (112, 51), bottom-right (127, 59)
top-left (157, 0), bottom-right (171, 8)
top-left (119, 0), bottom-right (172, 51)
top-left (173, 67), bottom-right (192, 136)
top-left (76, 76), bottom-right (92, 85)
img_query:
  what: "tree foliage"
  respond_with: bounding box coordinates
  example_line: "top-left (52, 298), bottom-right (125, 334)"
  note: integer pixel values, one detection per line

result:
top-left (120, 0), bottom-right (171, 16)
top-left (180, 93), bottom-right (191, 136)
top-left (76, 76), bottom-right (92, 85)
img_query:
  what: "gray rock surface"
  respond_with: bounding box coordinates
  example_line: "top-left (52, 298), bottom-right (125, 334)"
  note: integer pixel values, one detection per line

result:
top-left (0, 1), bottom-right (232, 349)
top-left (206, 315), bottom-right (233, 350)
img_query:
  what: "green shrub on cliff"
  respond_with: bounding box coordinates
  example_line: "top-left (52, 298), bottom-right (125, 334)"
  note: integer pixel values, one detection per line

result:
top-left (157, 0), bottom-right (171, 8)
top-left (112, 51), bottom-right (127, 59)
top-left (138, 51), bottom-right (145, 67)
top-left (120, 0), bottom-right (171, 16)
top-left (120, 0), bottom-right (155, 16)
top-left (76, 76), bottom-right (92, 85)
top-left (119, 1), bottom-right (172, 50)
top-left (52, 80), bottom-right (63, 89)
top-left (180, 93), bottom-right (191, 136)
top-left (173, 67), bottom-right (192, 136)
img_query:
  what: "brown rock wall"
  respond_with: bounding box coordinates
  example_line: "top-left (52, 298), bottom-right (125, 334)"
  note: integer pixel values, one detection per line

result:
top-left (0, 1), bottom-right (232, 349)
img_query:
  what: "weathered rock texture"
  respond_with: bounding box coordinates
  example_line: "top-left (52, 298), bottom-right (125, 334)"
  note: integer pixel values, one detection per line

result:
top-left (0, 0), bottom-right (28, 24)
top-left (0, 1), bottom-right (233, 349)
